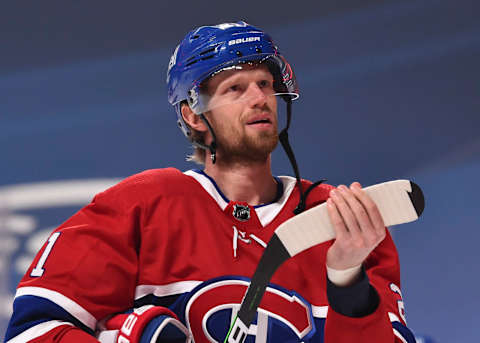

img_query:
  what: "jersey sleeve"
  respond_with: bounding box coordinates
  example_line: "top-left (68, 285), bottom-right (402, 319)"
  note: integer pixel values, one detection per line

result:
top-left (323, 230), bottom-right (416, 343)
top-left (4, 176), bottom-right (144, 343)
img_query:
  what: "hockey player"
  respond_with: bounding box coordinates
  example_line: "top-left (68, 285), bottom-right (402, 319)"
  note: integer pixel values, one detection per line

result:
top-left (4, 22), bottom-right (416, 343)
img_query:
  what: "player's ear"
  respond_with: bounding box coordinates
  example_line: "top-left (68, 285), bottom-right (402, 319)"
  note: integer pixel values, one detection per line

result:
top-left (181, 103), bottom-right (208, 132)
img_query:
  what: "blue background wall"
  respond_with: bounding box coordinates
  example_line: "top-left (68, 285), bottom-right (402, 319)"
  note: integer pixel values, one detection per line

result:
top-left (1, 1), bottom-right (479, 341)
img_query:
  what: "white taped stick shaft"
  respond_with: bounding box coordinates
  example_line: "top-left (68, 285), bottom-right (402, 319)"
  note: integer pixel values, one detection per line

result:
top-left (276, 180), bottom-right (419, 257)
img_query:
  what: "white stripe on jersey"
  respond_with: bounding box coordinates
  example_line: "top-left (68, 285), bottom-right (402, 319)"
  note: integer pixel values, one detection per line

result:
top-left (15, 287), bottom-right (97, 330)
top-left (393, 328), bottom-right (409, 343)
top-left (388, 312), bottom-right (402, 323)
top-left (311, 308), bottom-right (409, 341)
top-left (135, 280), bottom-right (203, 300)
top-left (6, 320), bottom-right (73, 343)
top-left (184, 170), bottom-right (229, 210)
top-left (255, 176), bottom-right (297, 227)
top-left (311, 305), bottom-right (328, 318)
top-left (184, 170), bottom-right (298, 227)
top-left (389, 312), bottom-right (410, 343)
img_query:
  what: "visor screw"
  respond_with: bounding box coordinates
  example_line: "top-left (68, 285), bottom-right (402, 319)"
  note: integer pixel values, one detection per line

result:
top-left (236, 50), bottom-right (243, 57)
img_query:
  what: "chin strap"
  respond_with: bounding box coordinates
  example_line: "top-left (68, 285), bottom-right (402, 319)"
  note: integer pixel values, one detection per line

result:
top-left (278, 99), bottom-right (326, 215)
top-left (191, 113), bottom-right (217, 164)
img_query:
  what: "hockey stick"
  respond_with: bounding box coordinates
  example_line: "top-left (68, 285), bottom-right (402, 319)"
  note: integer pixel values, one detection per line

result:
top-left (224, 180), bottom-right (424, 343)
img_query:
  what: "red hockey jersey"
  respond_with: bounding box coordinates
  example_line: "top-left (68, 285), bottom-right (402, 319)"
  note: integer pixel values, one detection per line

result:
top-left (5, 168), bottom-right (414, 343)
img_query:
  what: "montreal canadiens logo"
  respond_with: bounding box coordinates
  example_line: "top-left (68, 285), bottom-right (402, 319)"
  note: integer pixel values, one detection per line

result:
top-left (183, 277), bottom-right (316, 343)
top-left (232, 204), bottom-right (250, 222)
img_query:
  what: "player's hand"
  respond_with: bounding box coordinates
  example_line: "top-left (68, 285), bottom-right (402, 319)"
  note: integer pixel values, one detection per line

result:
top-left (97, 305), bottom-right (191, 343)
top-left (326, 182), bottom-right (386, 272)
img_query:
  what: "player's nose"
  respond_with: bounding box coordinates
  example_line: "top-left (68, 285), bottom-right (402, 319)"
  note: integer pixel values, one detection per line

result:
top-left (245, 82), bottom-right (268, 108)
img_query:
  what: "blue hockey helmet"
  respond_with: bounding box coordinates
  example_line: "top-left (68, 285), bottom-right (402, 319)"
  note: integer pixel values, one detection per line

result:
top-left (166, 21), bottom-right (299, 138)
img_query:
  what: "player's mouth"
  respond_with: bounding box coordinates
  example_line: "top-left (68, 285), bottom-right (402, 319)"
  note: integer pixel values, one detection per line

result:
top-left (246, 114), bottom-right (273, 128)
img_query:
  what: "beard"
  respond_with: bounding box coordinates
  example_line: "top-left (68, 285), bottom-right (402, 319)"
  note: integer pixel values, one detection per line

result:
top-left (213, 121), bottom-right (279, 165)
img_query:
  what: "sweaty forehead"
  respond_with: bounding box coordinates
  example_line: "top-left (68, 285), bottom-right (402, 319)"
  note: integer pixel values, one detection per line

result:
top-left (203, 63), bottom-right (273, 94)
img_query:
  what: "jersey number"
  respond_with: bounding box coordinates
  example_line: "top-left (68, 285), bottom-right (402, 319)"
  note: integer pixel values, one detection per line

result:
top-left (31, 232), bottom-right (61, 277)
top-left (390, 283), bottom-right (406, 323)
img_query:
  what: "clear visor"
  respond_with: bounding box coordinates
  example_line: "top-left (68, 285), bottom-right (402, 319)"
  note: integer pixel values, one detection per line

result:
top-left (187, 60), bottom-right (299, 114)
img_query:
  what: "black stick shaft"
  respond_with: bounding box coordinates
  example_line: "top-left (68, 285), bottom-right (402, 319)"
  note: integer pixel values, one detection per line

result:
top-left (236, 234), bottom-right (291, 325)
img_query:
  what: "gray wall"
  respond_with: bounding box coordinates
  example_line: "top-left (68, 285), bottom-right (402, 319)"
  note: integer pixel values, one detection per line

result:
top-left (1, 1), bottom-right (479, 341)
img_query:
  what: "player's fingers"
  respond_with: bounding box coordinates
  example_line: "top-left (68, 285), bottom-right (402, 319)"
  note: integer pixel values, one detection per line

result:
top-left (330, 187), bottom-right (362, 239)
top-left (339, 184), bottom-right (373, 233)
top-left (350, 182), bottom-right (386, 237)
top-left (346, 182), bottom-right (383, 247)
top-left (326, 197), bottom-right (348, 240)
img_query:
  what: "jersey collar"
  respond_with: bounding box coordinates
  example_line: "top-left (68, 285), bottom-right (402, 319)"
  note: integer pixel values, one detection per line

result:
top-left (184, 169), bottom-right (297, 227)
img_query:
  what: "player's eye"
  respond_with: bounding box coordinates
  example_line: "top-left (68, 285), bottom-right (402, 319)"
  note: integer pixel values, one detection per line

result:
top-left (228, 85), bottom-right (239, 92)
top-left (258, 80), bottom-right (268, 87)
top-left (258, 79), bottom-right (274, 90)
top-left (221, 83), bottom-right (239, 94)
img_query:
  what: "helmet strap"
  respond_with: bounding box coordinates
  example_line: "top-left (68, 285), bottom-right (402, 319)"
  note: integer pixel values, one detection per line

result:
top-left (195, 113), bottom-right (217, 164)
top-left (279, 100), bottom-right (326, 214)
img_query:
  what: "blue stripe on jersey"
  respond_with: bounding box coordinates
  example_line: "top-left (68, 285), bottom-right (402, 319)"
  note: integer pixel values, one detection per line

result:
top-left (4, 295), bottom-right (94, 341)
top-left (311, 317), bottom-right (326, 343)
top-left (254, 176), bottom-right (284, 209)
top-left (392, 321), bottom-right (417, 343)
top-left (193, 169), bottom-right (230, 203)
top-left (134, 293), bottom-right (180, 309)
top-left (193, 169), bottom-right (285, 208)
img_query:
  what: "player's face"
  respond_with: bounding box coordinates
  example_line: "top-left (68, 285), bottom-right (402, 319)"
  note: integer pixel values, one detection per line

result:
top-left (204, 64), bottom-right (278, 163)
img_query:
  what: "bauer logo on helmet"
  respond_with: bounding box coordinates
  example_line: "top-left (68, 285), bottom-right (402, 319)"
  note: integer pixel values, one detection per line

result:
top-left (228, 37), bottom-right (261, 46)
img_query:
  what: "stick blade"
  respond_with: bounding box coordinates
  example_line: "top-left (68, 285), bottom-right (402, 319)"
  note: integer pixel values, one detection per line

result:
top-left (408, 181), bottom-right (425, 218)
